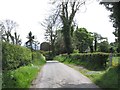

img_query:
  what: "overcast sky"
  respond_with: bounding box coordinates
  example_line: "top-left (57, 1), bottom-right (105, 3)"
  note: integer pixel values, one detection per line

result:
top-left (0, 0), bottom-right (115, 45)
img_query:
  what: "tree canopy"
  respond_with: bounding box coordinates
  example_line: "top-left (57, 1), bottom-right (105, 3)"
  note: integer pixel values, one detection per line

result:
top-left (52, 0), bottom-right (87, 54)
top-left (101, 2), bottom-right (120, 52)
top-left (74, 28), bottom-right (94, 53)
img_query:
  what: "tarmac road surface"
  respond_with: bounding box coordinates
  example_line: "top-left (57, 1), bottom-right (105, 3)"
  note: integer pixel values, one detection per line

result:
top-left (31, 61), bottom-right (101, 89)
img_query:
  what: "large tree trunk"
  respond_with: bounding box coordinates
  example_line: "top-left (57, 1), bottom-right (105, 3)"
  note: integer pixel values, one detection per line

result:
top-left (63, 24), bottom-right (73, 54)
top-left (94, 37), bottom-right (97, 52)
top-left (58, 1), bottom-right (86, 54)
top-left (51, 41), bottom-right (55, 56)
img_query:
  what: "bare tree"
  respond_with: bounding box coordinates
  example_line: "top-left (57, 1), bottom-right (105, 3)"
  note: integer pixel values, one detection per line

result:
top-left (0, 21), bottom-right (6, 42)
top-left (14, 32), bottom-right (22, 45)
top-left (41, 12), bottom-right (60, 56)
top-left (33, 41), bottom-right (40, 50)
top-left (0, 19), bottom-right (21, 45)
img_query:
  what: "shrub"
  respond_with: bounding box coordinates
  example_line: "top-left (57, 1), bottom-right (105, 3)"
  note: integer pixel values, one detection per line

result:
top-left (73, 49), bottom-right (79, 53)
top-left (33, 51), bottom-right (45, 60)
top-left (2, 42), bottom-right (46, 70)
top-left (71, 53), bottom-right (109, 67)
top-left (40, 50), bottom-right (53, 60)
top-left (32, 51), bottom-right (46, 65)
top-left (116, 53), bottom-right (120, 57)
top-left (2, 65), bottom-right (40, 88)
top-left (55, 53), bottom-right (109, 69)
top-left (2, 43), bottom-right (46, 88)
top-left (2, 53), bottom-right (46, 88)
top-left (2, 42), bottom-right (32, 70)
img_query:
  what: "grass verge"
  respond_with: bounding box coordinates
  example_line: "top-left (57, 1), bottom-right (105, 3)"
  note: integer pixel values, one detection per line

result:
top-left (65, 63), bottom-right (119, 90)
top-left (54, 55), bottom-right (119, 90)
top-left (2, 59), bottom-right (46, 88)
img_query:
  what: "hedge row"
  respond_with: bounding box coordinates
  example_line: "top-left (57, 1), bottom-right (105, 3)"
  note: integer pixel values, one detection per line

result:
top-left (116, 53), bottom-right (120, 57)
top-left (2, 42), bottom-right (32, 70)
top-left (55, 53), bottom-right (109, 68)
top-left (32, 51), bottom-right (46, 65)
top-left (40, 50), bottom-right (53, 60)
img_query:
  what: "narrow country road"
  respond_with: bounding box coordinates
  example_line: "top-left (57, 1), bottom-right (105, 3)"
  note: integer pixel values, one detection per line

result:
top-left (31, 61), bottom-right (100, 88)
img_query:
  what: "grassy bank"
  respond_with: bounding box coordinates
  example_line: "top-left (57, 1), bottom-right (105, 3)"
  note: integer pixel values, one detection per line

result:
top-left (2, 57), bottom-right (46, 88)
top-left (54, 55), bottom-right (119, 90)
top-left (2, 42), bottom-right (46, 88)
top-left (67, 64), bottom-right (119, 90)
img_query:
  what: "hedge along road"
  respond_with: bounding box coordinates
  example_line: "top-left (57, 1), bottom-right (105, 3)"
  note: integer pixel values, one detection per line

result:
top-left (31, 61), bottom-right (101, 89)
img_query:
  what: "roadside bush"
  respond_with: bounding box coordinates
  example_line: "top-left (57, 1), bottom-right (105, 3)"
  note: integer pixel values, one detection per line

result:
top-left (71, 53), bottom-right (109, 67)
top-left (2, 43), bottom-right (46, 88)
top-left (33, 51), bottom-right (45, 61)
top-left (32, 51), bottom-right (46, 65)
top-left (73, 49), bottom-right (79, 53)
top-left (3, 65), bottom-right (41, 88)
top-left (40, 50), bottom-right (53, 60)
top-left (2, 42), bottom-right (32, 70)
top-left (55, 53), bottom-right (109, 69)
top-left (116, 53), bottom-right (120, 57)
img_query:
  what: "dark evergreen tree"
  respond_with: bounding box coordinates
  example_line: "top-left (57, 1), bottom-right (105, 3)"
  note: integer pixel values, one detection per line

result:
top-left (26, 31), bottom-right (34, 51)
top-left (101, 2), bottom-right (120, 52)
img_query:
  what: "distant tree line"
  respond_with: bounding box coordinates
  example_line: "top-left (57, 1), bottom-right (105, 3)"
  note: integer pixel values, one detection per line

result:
top-left (0, 19), bottom-right (21, 45)
top-left (42, 0), bottom-right (117, 56)
top-left (0, 19), bottom-right (40, 51)
top-left (101, 2), bottom-right (120, 53)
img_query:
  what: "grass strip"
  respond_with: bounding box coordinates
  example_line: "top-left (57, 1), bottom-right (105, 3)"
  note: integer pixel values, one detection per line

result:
top-left (54, 54), bottom-right (119, 90)
top-left (66, 63), bottom-right (119, 90)
top-left (2, 60), bottom-right (45, 88)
